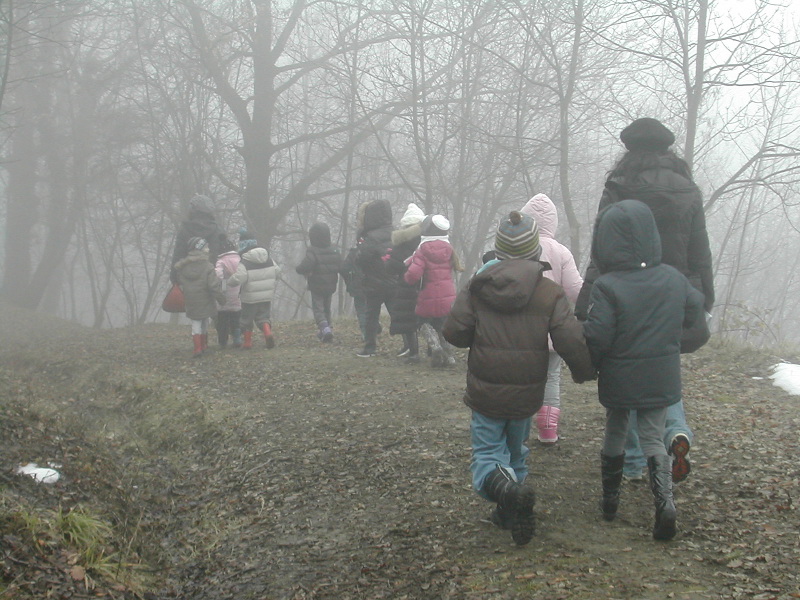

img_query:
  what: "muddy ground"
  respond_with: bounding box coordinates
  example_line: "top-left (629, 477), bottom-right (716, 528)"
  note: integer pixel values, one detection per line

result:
top-left (1, 305), bottom-right (799, 599)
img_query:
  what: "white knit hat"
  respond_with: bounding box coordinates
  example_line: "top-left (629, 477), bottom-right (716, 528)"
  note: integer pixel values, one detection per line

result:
top-left (400, 203), bottom-right (426, 228)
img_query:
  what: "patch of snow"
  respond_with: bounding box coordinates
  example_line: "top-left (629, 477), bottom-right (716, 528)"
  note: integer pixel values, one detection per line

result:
top-left (16, 463), bottom-right (60, 484)
top-left (769, 363), bottom-right (800, 396)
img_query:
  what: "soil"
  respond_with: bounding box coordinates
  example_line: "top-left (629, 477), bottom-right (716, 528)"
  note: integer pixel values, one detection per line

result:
top-left (1, 305), bottom-right (799, 600)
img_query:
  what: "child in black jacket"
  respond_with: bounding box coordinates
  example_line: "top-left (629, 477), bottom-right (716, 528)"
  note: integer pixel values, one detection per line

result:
top-left (583, 199), bottom-right (704, 541)
top-left (296, 222), bottom-right (343, 342)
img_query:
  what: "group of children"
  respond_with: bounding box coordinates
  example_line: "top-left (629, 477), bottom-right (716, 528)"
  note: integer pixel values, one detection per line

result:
top-left (173, 229), bottom-right (280, 357)
top-left (173, 187), bottom-right (704, 549)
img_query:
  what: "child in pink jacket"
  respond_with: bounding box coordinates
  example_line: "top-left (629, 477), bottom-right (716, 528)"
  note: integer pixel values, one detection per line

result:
top-left (520, 193), bottom-right (583, 443)
top-left (215, 237), bottom-right (243, 348)
top-left (404, 214), bottom-right (462, 367)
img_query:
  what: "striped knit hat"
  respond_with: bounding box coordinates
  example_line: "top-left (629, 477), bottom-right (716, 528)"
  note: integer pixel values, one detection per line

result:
top-left (495, 211), bottom-right (541, 260)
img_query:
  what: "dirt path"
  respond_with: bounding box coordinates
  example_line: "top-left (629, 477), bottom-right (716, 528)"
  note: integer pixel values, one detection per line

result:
top-left (1, 308), bottom-right (799, 599)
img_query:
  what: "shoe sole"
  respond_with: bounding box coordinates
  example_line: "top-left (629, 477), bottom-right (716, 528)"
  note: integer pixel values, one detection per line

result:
top-left (509, 487), bottom-right (536, 546)
top-left (670, 437), bottom-right (691, 483)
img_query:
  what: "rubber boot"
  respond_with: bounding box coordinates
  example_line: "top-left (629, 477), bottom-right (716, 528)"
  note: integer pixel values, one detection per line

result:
top-left (440, 336), bottom-right (456, 366)
top-left (482, 466), bottom-right (536, 545)
top-left (262, 322), bottom-right (275, 348)
top-left (537, 406), bottom-right (561, 443)
top-left (600, 453), bottom-right (625, 521)
top-left (201, 333), bottom-right (208, 351)
top-left (192, 334), bottom-right (204, 357)
top-left (648, 455), bottom-right (677, 541)
top-left (232, 329), bottom-right (243, 348)
top-left (420, 323), bottom-right (445, 367)
top-left (243, 330), bottom-right (253, 349)
top-left (320, 320), bottom-right (333, 343)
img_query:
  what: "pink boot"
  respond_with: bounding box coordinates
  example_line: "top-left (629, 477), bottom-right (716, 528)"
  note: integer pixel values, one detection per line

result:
top-left (536, 406), bottom-right (561, 443)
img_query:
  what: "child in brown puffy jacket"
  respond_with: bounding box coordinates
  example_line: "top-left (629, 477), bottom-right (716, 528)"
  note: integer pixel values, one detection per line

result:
top-left (443, 211), bottom-right (595, 546)
top-left (175, 236), bottom-right (226, 357)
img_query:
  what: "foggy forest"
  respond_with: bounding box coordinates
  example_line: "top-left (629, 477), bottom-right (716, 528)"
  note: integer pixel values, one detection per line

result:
top-left (1, 0), bottom-right (799, 348)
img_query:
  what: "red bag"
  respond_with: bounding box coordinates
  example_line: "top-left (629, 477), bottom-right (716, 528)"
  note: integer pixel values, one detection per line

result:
top-left (161, 283), bottom-right (185, 313)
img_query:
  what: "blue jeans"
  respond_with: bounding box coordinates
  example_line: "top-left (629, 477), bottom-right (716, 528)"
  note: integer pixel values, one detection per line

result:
top-left (470, 411), bottom-right (532, 500)
top-left (624, 400), bottom-right (693, 475)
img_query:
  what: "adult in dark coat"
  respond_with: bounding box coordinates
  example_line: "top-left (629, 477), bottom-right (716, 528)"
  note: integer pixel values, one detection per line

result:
top-left (386, 203), bottom-right (426, 359)
top-left (296, 222), bottom-right (343, 342)
top-left (355, 199), bottom-right (395, 357)
top-left (170, 194), bottom-right (226, 283)
top-left (575, 118), bottom-right (714, 482)
top-left (583, 199), bottom-right (704, 539)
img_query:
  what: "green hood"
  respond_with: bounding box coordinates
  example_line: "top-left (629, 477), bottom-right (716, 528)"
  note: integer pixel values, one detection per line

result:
top-left (591, 199), bottom-right (662, 274)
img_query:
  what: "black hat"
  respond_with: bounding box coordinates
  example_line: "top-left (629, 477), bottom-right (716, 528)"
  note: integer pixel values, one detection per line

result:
top-left (620, 118), bottom-right (675, 151)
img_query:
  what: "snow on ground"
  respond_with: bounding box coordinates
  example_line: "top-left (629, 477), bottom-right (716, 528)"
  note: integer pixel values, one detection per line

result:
top-left (769, 363), bottom-right (800, 396)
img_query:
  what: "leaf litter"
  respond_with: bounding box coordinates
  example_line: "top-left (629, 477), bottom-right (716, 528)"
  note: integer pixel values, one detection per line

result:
top-left (0, 306), bottom-right (799, 599)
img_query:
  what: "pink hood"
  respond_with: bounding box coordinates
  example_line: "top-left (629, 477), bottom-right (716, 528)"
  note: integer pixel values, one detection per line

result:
top-left (520, 193), bottom-right (582, 304)
top-left (215, 251), bottom-right (242, 311)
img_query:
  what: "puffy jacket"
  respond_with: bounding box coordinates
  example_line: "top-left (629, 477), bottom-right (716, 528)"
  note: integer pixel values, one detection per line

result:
top-left (520, 193), bottom-right (583, 304)
top-left (443, 258), bottom-right (595, 420)
top-left (229, 246), bottom-right (281, 304)
top-left (387, 223), bottom-right (422, 335)
top-left (576, 155), bottom-right (714, 318)
top-left (355, 200), bottom-right (395, 294)
top-left (340, 247), bottom-right (365, 298)
top-left (295, 223), bottom-right (342, 295)
top-left (215, 250), bottom-right (242, 311)
top-left (583, 200), bottom-right (704, 411)
top-left (404, 238), bottom-right (457, 318)
top-left (175, 249), bottom-right (226, 320)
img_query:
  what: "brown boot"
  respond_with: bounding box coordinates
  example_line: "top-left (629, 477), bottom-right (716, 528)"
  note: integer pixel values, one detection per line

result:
top-left (262, 323), bottom-right (275, 348)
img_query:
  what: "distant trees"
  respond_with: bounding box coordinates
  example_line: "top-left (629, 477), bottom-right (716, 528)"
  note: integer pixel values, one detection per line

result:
top-left (0, 0), bottom-right (798, 343)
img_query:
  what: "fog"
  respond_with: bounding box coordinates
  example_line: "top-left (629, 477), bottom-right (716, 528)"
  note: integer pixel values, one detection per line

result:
top-left (1, 0), bottom-right (798, 348)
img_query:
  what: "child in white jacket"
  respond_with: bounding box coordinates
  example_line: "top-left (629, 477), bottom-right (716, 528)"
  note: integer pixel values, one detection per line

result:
top-left (228, 234), bottom-right (281, 349)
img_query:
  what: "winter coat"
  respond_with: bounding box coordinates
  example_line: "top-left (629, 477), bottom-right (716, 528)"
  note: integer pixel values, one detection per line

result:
top-left (520, 193), bottom-right (583, 304)
top-left (295, 223), bottom-right (342, 295)
top-left (215, 250), bottom-right (242, 312)
top-left (404, 238), bottom-right (457, 319)
top-left (175, 249), bottom-right (226, 320)
top-left (575, 155), bottom-right (714, 319)
top-left (583, 199), bottom-right (705, 411)
top-left (341, 247), bottom-right (365, 298)
top-left (229, 246), bottom-right (281, 305)
top-left (170, 205), bottom-right (225, 283)
top-left (386, 223), bottom-right (422, 335)
top-left (355, 200), bottom-right (395, 294)
top-left (443, 258), bottom-right (596, 420)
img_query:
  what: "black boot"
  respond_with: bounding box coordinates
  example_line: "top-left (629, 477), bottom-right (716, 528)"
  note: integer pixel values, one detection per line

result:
top-left (600, 453), bottom-right (625, 521)
top-left (648, 455), bottom-right (677, 541)
top-left (482, 466), bottom-right (536, 545)
top-left (489, 504), bottom-right (513, 530)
